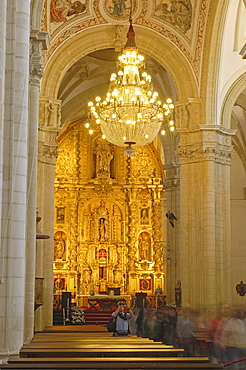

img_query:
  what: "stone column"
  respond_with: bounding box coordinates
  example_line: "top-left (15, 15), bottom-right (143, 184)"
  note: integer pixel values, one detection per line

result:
top-left (163, 162), bottom-right (180, 304)
top-left (24, 30), bottom-right (49, 344)
top-left (35, 97), bottom-right (61, 331)
top-left (0, 0), bottom-right (30, 359)
top-left (0, 0), bottom-right (6, 241)
top-left (176, 125), bottom-right (234, 312)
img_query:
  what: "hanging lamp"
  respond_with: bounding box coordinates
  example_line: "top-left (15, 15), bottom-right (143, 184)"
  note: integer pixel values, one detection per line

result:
top-left (87, 16), bottom-right (174, 156)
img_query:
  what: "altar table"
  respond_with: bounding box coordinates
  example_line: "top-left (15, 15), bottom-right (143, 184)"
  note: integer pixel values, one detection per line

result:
top-left (78, 295), bottom-right (131, 310)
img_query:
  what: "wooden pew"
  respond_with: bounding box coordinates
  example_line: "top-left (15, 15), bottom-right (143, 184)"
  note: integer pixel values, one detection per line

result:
top-left (19, 347), bottom-right (185, 358)
top-left (22, 343), bottom-right (173, 349)
top-left (39, 325), bottom-right (109, 333)
top-left (193, 329), bottom-right (213, 357)
top-left (3, 357), bottom-right (224, 369)
top-left (0, 325), bottom-right (224, 370)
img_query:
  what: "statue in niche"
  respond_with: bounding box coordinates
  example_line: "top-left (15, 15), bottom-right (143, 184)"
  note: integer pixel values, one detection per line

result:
top-left (84, 200), bottom-right (122, 243)
top-left (99, 218), bottom-right (107, 241)
top-left (140, 208), bottom-right (149, 225)
top-left (54, 232), bottom-right (66, 260)
top-left (138, 232), bottom-right (151, 261)
top-left (94, 139), bottom-right (114, 178)
top-left (47, 101), bottom-right (57, 127)
top-left (96, 200), bottom-right (109, 215)
top-left (56, 207), bottom-right (65, 223)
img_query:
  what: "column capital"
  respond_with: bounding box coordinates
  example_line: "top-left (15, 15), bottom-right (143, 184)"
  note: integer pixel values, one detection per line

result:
top-left (29, 30), bottom-right (49, 86)
top-left (176, 125), bottom-right (236, 165)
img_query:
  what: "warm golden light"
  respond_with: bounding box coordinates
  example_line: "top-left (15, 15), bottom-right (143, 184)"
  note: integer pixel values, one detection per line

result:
top-left (86, 20), bottom-right (175, 154)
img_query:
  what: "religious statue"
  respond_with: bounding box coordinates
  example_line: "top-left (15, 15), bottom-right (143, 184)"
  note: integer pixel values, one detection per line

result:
top-left (96, 200), bottom-right (109, 215)
top-left (94, 139), bottom-right (114, 178)
top-left (175, 280), bottom-right (182, 306)
top-left (99, 218), bottom-right (107, 241)
top-left (54, 234), bottom-right (66, 260)
top-left (47, 101), bottom-right (56, 126)
top-left (56, 207), bottom-right (65, 223)
top-left (138, 232), bottom-right (151, 260)
top-left (140, 208), bottom-right (149, 225)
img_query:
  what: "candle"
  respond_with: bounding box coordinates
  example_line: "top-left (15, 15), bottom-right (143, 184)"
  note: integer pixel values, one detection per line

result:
top-left (63, 308), bottom-right (65, 319)
top-left (67, 298), bottom-right (69, 307)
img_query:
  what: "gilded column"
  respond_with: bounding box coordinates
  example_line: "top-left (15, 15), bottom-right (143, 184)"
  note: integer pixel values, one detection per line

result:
top-left (67, 198), bottom-right (78, 272)
top-left (152, 195), bottom-right (163, 274)
top-left (177, 124), bottom-right (234, 312)
top-left (126, 158), bottom-right (136, 275)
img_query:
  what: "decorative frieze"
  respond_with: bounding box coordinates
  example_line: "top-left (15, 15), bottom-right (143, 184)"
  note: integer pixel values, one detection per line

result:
top-left (38, 142), bottom-right (58, 164)
top-left (176, 125), bottom-right (235, 165)
top-left (175, 98), bottom-right (201, 130)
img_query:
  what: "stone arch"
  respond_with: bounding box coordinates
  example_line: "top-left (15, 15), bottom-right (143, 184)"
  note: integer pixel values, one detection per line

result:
top-left (31, 0), bottom-right (46, 29)
top-left (41, 24), bottom-right (198, 101)
top-left (220, 71), bottom-right (246, 129)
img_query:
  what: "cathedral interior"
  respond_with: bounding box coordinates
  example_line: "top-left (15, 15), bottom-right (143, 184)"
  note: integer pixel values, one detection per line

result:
top-left (1, 0), bottom-right (246, 361)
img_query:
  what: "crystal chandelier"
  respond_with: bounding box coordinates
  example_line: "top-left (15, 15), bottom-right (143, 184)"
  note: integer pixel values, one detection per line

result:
top-left (87, 18), bottom-right (174, 156)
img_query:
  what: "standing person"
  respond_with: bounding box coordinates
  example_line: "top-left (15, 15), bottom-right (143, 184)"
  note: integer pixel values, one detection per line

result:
top-left (176, 307), bottom-right (196, 356)
top-left (211, 303), bottom-right (230, 363)
top-left (112, 301), bottom-right (133, 336)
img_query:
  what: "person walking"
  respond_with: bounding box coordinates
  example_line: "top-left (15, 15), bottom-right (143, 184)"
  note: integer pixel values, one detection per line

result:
top-left (112, 301), bottom-right (133, 336)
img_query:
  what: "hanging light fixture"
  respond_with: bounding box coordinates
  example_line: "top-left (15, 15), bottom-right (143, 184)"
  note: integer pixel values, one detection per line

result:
top-left (87, 16), bottom-right (174, 156)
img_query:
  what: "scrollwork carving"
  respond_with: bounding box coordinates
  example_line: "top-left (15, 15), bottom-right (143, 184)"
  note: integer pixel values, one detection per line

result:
top-left (176, 146), bottom-right (233, 165)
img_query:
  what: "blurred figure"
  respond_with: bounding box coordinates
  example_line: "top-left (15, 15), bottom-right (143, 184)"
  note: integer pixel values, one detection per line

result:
top-left (219, 308), bottom-right (246, 369)
top-left (161, 306), bottom-right (177, 345)
top-left (136, 307), bottom-right (144, 337)
top-left (129, 307), bottom-right (140, 335)
top-left (212, 303), bottom-right (231, 363)
top-left (197, 307), bottom-right (215, 329)
top-left (153, 309), bottom-right (164, 342)
top-left (176, 307), bottom-right (196, 356)
top-left (142, 310), bottom-right (157, 340)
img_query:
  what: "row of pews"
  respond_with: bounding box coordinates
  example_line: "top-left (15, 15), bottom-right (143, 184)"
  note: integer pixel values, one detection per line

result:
top-left (0, 325), bottom-right (223, 370)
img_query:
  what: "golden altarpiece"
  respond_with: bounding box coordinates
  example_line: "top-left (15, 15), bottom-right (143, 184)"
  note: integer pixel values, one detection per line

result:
top-left (53, 120), bottom-right (166, 302)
